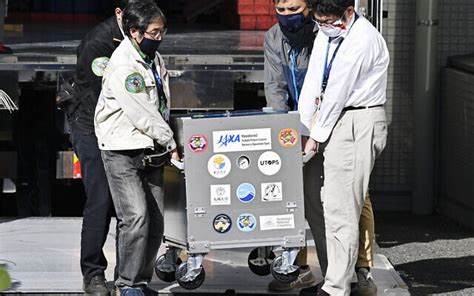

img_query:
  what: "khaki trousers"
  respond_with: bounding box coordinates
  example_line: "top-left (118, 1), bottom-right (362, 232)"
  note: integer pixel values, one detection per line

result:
top-left (320, 107), bottom-right (387, 295)
top-left (357, 194), bottom-right (374, 268)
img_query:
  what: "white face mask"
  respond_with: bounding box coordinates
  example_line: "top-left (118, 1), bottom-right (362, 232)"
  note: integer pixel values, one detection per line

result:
top-left (317, 18), bottom-right (347, 38)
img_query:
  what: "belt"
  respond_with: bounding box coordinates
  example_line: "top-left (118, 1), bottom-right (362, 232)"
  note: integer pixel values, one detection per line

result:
top-left (343, 104), bottom-right (384, 111)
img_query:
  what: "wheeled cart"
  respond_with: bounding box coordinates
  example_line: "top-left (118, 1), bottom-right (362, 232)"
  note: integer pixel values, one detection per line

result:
top-left (156, 111), bottom-right (306, 290)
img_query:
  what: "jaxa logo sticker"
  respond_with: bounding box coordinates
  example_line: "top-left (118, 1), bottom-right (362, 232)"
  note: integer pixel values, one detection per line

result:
top-left (207, 154), bottom-right (231, 179)
top-left (237, 213), bottom-right (257, 232)
top-left (125, 72), bottom-right (145, 93)
top-left (261, 182), bottom-right (283, 202)
top-left (213, 214), bottom-right (232, 234)
top-left (278, 129), bottom-right (298, 148)
top-left (258, 151), bottom-right (282, 176)
top-left (236, 183), bottom-right (256, 203)
top-left (91, 57), bottom-right (110, 77)
top-left (188, 134), bottom-right (208, 153)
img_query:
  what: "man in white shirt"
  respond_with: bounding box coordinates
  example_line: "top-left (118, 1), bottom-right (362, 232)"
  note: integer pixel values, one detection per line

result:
top-left (299, 0), bottom-right (389, 295)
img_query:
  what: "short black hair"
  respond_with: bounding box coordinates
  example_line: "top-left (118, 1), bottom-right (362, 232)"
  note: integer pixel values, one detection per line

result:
top-left (122, 1), bottom-right (167, 37)
top-left (310, 0), bottom-right (354, 17)
top-left (113, 0), bottom-right (158, 10)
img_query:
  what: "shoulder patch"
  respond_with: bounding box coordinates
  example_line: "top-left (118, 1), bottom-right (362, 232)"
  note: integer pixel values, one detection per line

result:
top-left (125, 73), bottom-right (145, 93)
top-left (91, 57), bottom-right (110, 77)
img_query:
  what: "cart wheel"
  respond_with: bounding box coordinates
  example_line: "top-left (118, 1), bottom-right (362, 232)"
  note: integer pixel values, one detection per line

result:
top-left (270, 255), bottom-right (300, 283)
top-left (155, 254), bottom-right (183, 282)
top-left (175, 262), bottom-right (206, 290)
top-left (247, 248), bottom-right (276, 276)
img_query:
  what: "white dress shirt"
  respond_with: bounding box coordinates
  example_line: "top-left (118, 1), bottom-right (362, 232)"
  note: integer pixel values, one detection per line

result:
top-left (298, 15), bottom-right (390, 142)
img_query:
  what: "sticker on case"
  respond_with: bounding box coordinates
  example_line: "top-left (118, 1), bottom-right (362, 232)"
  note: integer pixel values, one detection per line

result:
top-left (208, 154), bottom-right (231, 179)
top-left (210, 184), bottom-right (231, 206)
top-left (258, 151), bottom-right (282, 176)
top-left (278, 128), bottom-right (298, 148)
top-left (237, 213), bottom-right (257, 232)
top-left (188, 134), bottom-right (208, 153)
top-left (261, 182), bottom-right (283, 202)
top-left (236, 183), bottom-right (256, 203)
top-left (213, 214), bottom-right (232, 234)
top-left (260, 214), bottom-right (295, 231)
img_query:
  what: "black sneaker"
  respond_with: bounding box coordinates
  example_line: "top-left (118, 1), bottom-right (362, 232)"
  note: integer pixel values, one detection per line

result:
top-left (83, 275), bottom-right (110, 296)
top-left (357, 268), bottom-right (377, 296)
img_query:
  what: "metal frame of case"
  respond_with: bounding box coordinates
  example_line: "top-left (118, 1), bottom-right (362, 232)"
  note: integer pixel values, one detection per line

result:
top-left (157, 111), bottom-right (306, 290)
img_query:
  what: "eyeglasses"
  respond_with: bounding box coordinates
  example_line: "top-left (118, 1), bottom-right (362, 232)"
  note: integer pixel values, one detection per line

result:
top-left (312, 15), bottom-right (343, 27)
top-left (144, 28), bottom-right (167, 39)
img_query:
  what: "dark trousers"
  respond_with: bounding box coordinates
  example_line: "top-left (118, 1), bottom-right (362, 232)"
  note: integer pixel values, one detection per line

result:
top-left (70, 126), bottom-right (113, 280)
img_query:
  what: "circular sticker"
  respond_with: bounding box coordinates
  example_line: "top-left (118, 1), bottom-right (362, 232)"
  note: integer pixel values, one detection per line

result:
top-left (208, 154), bottom-right (231, 179)
top-left (91, 57), bottom-right (110, 77)
top-left (236, 155), bottom-right (250, 170)
top-left (213, 214), bottom-right (232, 234)
top-left (188, 134), bottom-right (208, 153)
top-left (125, 72), bottom-right (145, 93)
top-left (279, 128), bottom-right (299, 148)
top-left (236, 183), bottom-right (256, 203)
top-left (237, 213), bottom-right (257, 232)
top-left (258, 151), bottom-right (282, 176)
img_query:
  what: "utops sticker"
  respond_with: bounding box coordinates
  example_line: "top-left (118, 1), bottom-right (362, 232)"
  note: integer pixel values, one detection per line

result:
top-left (125, 72), bottom-right (145, 93)
top-left (207, 154), bottom-right (231, 179)
top-left (261, 182), bottom-right (283, 202)
top-left (278, 128), bottom-right (299, 148)
top-left (237, 213), bottom-right (257, 232)
top-left (213, 214), bottom-right (232, 234)
top-left (260, 214), bottom-right (295, 231)
top-left (258, 151), bottom-right (282, 176)
top-left (210, 184), bottom-right (231, 206)
top-left (236, 183), bottom-right (256, 203)
top-left (188, 134), bottom-right (208, 153)
top-left (236, 155), bottom-right (250, 170)
top-left (91, 57), bottom-right (110, 77)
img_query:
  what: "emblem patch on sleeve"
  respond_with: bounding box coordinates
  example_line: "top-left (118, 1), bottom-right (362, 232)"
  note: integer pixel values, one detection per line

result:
top-left (125, 73), bottom-right (145, 93)
top-left (91, 57), bottom-right (110, 77)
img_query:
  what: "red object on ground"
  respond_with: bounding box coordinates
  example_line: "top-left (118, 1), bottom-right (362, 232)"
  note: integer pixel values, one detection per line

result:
top-left (222, 0), bottom-right (277, 31)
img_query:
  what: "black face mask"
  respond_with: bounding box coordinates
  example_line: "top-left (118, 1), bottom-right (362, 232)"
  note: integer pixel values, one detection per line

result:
top-left (279, 15), bottom-right (315, 50)
top-left (277, 11), bottom-right (307, 32)
top-left (139, 36), bottom-right (162, 58)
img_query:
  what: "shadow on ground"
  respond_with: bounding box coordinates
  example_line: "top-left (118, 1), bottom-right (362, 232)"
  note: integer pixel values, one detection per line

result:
top-left (397, 256), bottom-right (474, 295)
top-left (376, 212), bottom-right (473, 247)
top-left (375, 212), bottom-right (474, 296)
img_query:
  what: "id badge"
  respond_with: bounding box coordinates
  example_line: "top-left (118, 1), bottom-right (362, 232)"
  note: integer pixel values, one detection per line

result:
top-left (315, 94), bottom-right (323, 110)
top-left (311, 94), bottom-right (323, 129)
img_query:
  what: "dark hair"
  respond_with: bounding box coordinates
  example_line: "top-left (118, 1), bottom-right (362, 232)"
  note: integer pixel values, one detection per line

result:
top-left (122, 1), bottom-right (167, 37)
top-left (310, 0), bottom-right (354, 17)
top-left (113, 0), bottom-right (156, 10)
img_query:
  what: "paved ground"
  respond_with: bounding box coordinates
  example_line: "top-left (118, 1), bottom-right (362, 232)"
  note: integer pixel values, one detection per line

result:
top-left (375, 212), bottom-right (474, 296)
top-left (0, 217), bottom-right (408, 295)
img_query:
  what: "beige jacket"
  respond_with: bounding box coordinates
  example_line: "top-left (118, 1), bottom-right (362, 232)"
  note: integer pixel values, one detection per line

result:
top-left (94, 36), bottom-right (176, 151)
